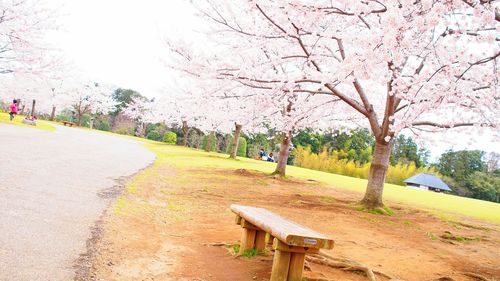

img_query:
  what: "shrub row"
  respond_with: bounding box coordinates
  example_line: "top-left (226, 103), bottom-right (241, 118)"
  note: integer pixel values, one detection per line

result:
top-left (294, 146), bottom-right (439, 185)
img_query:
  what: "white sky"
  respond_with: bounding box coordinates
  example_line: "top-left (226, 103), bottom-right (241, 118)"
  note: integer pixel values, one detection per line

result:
top-left (46, 0), bottom-right (499, 161)
top-left (48, 0), bottom-right (200, 98)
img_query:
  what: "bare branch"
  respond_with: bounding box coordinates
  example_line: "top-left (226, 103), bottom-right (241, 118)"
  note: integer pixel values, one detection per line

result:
top-left (255, 4), bottom-right (289, 35)
top-left (456, 51), bottom-right (500, 82)
top-left (324, 83), bottom-right (369, 117)
top-left (411, 121), bottom-right (495, 128)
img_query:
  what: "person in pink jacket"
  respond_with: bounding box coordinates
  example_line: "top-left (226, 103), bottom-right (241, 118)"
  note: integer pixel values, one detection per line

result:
top-left (9, 99), bottom-right (18, 121)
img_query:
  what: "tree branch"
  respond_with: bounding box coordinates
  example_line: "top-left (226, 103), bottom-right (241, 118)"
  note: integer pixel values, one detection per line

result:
top-left (255, 4), bottom-right (289, 35)
top-left (324, 83), bottom-right (369, 117)
top-left (411, 121), bottom-right (494, 128)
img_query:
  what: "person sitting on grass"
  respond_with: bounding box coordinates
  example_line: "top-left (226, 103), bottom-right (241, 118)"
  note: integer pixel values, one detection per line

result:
top-left (259, 148), bottom-right (266, 160)
top-left (256, 148), bottom-right (265, 160)
top-left (9, 99), bottom-right (18, 121)
top-left (267, 152), bottom-right (275, 162)
top-left (261, 150), bottom-right (268, 161)
top-left (22, 115), bottom-right (37, 126)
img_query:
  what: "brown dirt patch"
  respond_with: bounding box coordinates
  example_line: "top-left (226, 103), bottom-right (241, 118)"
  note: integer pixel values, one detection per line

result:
top-left (88, 164), bottom-right (500, 281)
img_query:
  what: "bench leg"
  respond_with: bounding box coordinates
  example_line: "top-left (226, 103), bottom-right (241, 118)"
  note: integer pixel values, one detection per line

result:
top-left (254, 230), bottom-right (266, 251)
top-left (287, 252), bottom-right (305, 281)
top-left (239, 228), bottom-right (256, 254)
top-left (270, 250), bottom-right (291, 281)
top-left (266, 233), bottom-right (274, 247)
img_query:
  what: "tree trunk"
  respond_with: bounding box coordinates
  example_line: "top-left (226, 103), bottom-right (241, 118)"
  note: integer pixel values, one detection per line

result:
top-left (139, 122), bottom-right (148, 137)
top-left (273, 131), bottom-right (292, 177)
top-left (229, 123), bottom-right (242, 159)
top-left (135, 123), bottom-right (142, 137)
top-left (77, 114), bottom-right (82, 126)
top-left (31, 99), bottom-right (36, 117)
top-left (50, 106), bottom-right (56, 121)
top-left (361, 140), bottom-right (392, 209)
top-left (182, 120), bottom-right (189, 147)
top-left (205, 131), bottom-right (214, 152)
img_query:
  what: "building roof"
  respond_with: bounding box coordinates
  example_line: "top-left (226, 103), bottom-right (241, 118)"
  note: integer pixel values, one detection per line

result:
top-left (404, 173), bottom-right (452, 191)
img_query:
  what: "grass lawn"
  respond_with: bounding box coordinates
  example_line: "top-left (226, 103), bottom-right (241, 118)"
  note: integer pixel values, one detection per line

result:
top-left (0, 112), bottom-right (56, 132)
top-left (145, 142), bottom-right (500, 224)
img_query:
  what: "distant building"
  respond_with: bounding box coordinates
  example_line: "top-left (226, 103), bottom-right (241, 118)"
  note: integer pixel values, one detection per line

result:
top-left (403, 173), bottom-right (452, 192)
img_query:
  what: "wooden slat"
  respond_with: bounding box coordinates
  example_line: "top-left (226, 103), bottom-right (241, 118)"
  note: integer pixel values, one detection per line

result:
top-left (231, 204), bottom-right (334, 249)
top-left (273, 238), bottom-right (319, 254)
top-left (240, 218), bottom-right (260, 230)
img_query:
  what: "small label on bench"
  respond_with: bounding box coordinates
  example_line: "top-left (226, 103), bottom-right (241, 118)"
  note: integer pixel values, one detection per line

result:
top-left (304, 238), bottom-right (317, 245)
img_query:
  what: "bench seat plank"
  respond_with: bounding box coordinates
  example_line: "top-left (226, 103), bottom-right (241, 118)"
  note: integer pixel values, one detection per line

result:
top-left (231, 204), bottom-right (334, 249)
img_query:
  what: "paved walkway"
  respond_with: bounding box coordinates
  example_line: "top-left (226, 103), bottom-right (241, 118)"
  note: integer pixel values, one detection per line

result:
top-left (0, 124), bottom-right (155, 281)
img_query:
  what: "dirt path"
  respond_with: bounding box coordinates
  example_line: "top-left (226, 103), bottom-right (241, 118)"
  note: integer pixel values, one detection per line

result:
top-left (90, 147), bottom-right (500, 281)
top-left (0, 124), bottom-right (155, 281)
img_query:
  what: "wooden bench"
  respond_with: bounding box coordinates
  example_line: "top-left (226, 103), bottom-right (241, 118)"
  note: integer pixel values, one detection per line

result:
top-left (62, 121), bottom-right (75, 127)
top-left (231, 204), bottom-right (334, 281)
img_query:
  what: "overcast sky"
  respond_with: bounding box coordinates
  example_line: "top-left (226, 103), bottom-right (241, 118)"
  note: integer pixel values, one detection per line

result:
top-left (47, 1), bottom-right (499, 161)
top-left (49, 0), bottom-right (199, 97)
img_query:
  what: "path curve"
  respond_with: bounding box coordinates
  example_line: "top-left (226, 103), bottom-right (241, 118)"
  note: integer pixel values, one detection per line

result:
top-left (0, 124), bottom-right (155, 281)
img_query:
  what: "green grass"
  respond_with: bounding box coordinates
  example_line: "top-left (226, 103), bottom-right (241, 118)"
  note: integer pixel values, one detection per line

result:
top-left (0, 112), bottom-right (56, 132)
top-left (241, 248), bottom-right (259, 257)
top-left (403, 220), bottom-right (412, 226)
top-left (229, 244), bottom-right (259, 257)
top-left (427, 231), bottom-right (438, 240)
top-left (231, 244), bottom-right (240, 254)
top-left (320, 195), bottom-right (336, 204)
top-left (357, 206), bottom-right (395, 216)
top-left (440, 231), bottom-right (481, 242)
top-left (113, 196), bottom-right (127, 214)
top-left (143, 144), bottom-right (500, 225)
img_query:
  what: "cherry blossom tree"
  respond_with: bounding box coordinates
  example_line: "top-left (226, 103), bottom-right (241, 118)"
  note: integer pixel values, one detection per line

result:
top-left (169, 0), bottom-right (499, 208)
top-left (166, 39), bottom-right (344, 170)
top-left (163, 87), bottom-right (210, 147)
top-left (43, 79), bottom-right (64, 121)
top-left (206, 80), bottom-right (342, 174)
top-left (0, 76), bottom-right (111, 121)
top-left (0, 0), bottom-right (66, 116)
top-left (165, 59), bottom-right (343, 172)
top-left (224, 94), bottom-right (263, 159)
top-left (191, 82), bottom-right (266, 158)
top-left (0, 0), bottom-right (58, 75)
top-left (0, 73), bottom-right (44, 115)
top-left (56, 81), bottom-right (115, 126)
top-left (126, 86), bottom-right (210, 142)
top-left (121, 94), bottom-right (152, 136)
top-left (124, 83), bottom-right (228, 142)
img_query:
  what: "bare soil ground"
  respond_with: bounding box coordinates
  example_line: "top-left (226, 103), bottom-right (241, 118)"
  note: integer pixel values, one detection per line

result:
top-left (88, 161), bottom-right (500, 281)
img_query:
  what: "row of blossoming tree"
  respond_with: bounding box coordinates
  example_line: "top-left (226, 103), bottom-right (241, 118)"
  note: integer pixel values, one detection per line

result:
top-left (0, 0), bottom-right (116, 124)
top-left (2, 74), bottom-right (116, 125)
top-left (158, 0), bottom-right (499, 209)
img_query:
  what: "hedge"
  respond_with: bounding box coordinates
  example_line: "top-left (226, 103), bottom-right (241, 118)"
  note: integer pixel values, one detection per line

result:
top-left (226, 136), bottom-right (247, 157)
top-left (163, 131), bottom-right (177, 144)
